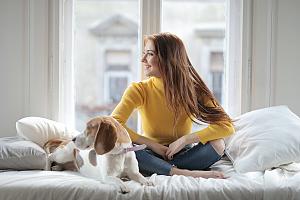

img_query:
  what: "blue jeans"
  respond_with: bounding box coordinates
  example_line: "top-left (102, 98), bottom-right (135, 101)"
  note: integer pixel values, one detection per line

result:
top-left (135, 142), bottom-right (222, 176)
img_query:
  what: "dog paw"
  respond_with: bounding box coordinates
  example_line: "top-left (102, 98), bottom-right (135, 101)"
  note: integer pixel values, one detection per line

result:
top-left (120, 186), bottom-right (130, 194)
top-left (141, 180), bottom-right (155, 186)
top-left (51, 165), bottom-right (63, 171)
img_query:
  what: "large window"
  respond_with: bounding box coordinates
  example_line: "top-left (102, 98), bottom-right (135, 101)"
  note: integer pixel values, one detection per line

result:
top-left (162, 0), bottom-right (226, 105)
top-left (74, 0), bottom-right (139, 131)
top-left (72, 0), bottom-right (232, 132)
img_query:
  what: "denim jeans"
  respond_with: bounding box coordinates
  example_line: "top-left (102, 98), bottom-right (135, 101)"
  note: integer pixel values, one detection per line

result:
top-left (135, 142), bottom-right (222, 176)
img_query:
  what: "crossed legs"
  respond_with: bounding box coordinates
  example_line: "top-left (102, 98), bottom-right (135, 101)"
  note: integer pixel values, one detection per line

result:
top-left (135, 142), bottom-right (224, 178)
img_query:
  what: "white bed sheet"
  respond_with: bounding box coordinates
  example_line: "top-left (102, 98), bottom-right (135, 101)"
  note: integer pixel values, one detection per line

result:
top-left (264, 168), bottom-right (300, 200)
top-left (0, 157), bottom-right (265, 200)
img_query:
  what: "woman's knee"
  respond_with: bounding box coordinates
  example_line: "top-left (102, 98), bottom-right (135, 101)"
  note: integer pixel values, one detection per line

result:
top-left (209, 139), bottom-right (225, 156)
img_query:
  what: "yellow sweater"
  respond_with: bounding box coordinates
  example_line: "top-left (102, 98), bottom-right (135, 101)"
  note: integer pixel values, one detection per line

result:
top-left (111, 77), bottom-right (234, 145)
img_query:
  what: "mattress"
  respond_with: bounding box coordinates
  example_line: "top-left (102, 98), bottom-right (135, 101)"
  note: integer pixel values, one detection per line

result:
top-left (0, 157), bottom-right (267, 200)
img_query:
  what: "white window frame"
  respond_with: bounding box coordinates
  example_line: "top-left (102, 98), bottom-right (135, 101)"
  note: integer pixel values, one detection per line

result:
top-left (52, 0), bottom-right (251, 128)
top-left (224, 0), bottom-right (253, 117)
top-left (49, 0), bottom-right (74, 127)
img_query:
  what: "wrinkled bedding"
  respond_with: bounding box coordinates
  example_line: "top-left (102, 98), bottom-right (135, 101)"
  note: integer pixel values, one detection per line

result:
top-left (0, 157), bottom-right (267, 200)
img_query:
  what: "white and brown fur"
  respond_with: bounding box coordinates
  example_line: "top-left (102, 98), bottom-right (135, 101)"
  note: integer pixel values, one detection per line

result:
top-left (44, 138), bottom-right (83, 171)
top-left (72, 116), bottom-right (154, 193)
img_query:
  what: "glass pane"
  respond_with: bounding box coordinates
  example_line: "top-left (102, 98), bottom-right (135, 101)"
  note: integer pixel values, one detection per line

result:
top-left (109, 76), bottom-right (128, 103)
top-left (162, 0), bottom-right (226, 105)
top-left (74, 0), bottom-right (139, 132)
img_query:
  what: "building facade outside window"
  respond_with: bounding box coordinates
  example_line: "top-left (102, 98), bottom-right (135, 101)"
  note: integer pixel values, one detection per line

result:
top-left (74, 0), bottom-right (226, 132)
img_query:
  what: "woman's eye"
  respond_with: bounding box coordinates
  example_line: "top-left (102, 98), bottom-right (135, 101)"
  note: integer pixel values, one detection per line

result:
top-left (142, 52), bottom-right (154, 57)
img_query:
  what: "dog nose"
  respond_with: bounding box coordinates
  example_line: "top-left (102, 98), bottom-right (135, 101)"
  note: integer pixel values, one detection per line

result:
top-left (72, 137), bottom-right (76, 142)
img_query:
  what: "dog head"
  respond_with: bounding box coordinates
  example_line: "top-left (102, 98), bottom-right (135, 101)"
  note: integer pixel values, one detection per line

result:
top-left (73, 116), bottom-right (131, 155)
top-left (44, 138), bottom-right (84, 171)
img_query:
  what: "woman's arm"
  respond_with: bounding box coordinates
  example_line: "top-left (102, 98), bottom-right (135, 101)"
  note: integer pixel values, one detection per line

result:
top-left (194, 96), bottom-right (235, 144)
top-left (135, 135), bottom-right (168, 160)
top-left (194, 121), bottom-right (234, 144)
top-left (165, 133), bottom-right (196, 160)
top-left (111, 82), bottom-right (145, 142)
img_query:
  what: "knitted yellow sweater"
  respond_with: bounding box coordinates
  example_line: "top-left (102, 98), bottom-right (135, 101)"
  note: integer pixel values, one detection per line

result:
top-left (111, 77), bottom-right (234, 145)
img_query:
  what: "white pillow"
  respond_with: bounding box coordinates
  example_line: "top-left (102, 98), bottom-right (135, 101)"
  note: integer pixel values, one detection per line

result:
top-left (16, 117), bottom-right (79, 147)
top-left (0, 136), bottom-right (48, 170)
top-left (225, 105), bottom-right (300, 173)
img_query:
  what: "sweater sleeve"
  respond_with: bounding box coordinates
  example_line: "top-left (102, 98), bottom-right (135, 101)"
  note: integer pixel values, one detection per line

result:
top-left (193, 98), bottom-right (235, 144)
top-left (111, 82), bottom-right (145, 142)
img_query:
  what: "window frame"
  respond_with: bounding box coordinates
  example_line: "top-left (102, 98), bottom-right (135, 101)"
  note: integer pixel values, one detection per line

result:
top-left (51, 0), bottom-right (252, 128)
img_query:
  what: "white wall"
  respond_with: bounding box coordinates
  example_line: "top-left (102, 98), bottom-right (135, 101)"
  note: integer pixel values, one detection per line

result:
top-left (0, 1), bottom-right (27, 137)
top-left (0, 0), bottom-right (49, 137)
top-left (274, 0), bottom-right (300, 114)
top-left (251, 0), bottom-right (300, 116)
top-left (0, 0), bottom-right (300, 137)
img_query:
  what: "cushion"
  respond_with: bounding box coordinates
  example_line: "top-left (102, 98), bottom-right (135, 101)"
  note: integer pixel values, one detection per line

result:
top-left (16, 117), bottom-right (79, 147)
top-left (225, 105), bottom-right (300, 173)
top-left (0, 136), bottom-right (47, 170)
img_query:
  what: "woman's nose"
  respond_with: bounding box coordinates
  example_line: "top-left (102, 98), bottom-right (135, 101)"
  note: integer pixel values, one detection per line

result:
top-left (141, 54), bottom-right (147, 63)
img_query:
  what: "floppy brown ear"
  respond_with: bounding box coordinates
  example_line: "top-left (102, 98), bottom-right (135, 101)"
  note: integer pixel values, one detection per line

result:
top-left (73, 149), bottom-right (84, 170)
top-left (109, 117), bottom-right (131, 143)
top-left (94, 120), bottom-right (117, 155)
top-left (88, 149), bottom-right (97, 166)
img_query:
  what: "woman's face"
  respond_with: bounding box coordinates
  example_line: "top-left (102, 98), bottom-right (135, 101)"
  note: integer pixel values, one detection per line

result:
top-left (141, 40), bottom-right (161, 78)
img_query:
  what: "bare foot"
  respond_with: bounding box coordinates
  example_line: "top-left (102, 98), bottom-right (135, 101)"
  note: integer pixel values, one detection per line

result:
top-left (170, 167), bottom-right (225, 179)
top-left (188, 170), bottom-right (225, 179)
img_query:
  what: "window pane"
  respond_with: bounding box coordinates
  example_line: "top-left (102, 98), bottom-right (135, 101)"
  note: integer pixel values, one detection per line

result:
top-left (74, 0), bottom-right (139, 131)
top-left (162, 0), bottom-right (226, 105)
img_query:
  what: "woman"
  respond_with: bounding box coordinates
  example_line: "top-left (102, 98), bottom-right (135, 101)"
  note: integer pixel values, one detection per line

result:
top-left (111, 32), bottom-right (234, 179)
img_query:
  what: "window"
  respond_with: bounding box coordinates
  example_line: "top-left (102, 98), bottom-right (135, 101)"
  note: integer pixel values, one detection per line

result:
top-left (104, 71), bottom-right (132, 103)
top-left (65, 0), bottom-right (244, 132)
top-left (162, 0), bottom-right (226, 105)
top-left (104, 50), bottom-right (132, 103)
top-left (73, 0), bottom-right (139, 131)
top-left (210, 52), bottom-right (224, 103)
top-left (161, 0), bottom-right (226, 131)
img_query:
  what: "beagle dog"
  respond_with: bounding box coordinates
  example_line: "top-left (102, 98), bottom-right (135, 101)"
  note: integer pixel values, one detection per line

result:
top-left (44, 138), bottom-right (83, 171)
top-left (72, 116), bottom-right (154, 193)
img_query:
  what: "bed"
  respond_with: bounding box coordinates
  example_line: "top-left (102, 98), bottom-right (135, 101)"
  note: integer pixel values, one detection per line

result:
top-left (1, 106), bottom-right (300, 200)
top-left (0, 157), bottom-right (263, 200)
top-left (1, 156), bottom-right (300, 200)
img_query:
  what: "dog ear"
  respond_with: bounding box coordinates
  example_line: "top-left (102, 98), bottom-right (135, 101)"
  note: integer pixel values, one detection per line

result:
top-left (110, 118), bottom-right (131, 143)
top-left (94, 120), bottom-right (117, 155)
top-left (73, 149), bottom-right (84, 172)
top-left (88, 149), bottom-right (97, 166)
top-left (73, 149), bottom-right (84, 170)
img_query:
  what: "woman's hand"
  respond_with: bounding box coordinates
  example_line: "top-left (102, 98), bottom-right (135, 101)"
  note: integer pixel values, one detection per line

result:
top-left (166, 135), bottom-right (189, 160)
top-left (134, 135), bottom-right (168, 160)
top-left (166, 133), bottom-right (200, 160)
top-left (149, 142), bottom-right (169, 160)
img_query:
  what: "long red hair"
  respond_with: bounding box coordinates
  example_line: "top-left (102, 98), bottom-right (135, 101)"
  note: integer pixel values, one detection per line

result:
top-left (144, 32), bottom-right (232, 127)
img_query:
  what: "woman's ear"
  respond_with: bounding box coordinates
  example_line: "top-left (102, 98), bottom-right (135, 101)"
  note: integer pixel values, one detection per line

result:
top-left (94, 121), bottom-right (117, 155)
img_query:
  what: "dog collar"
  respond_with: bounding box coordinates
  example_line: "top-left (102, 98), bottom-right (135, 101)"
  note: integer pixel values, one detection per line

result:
top-left (122, 144), bottom-right (147, 154)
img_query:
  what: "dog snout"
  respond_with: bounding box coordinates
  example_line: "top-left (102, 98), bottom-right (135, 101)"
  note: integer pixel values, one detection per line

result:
top-left (72, 137), bottom-right (76, 142)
